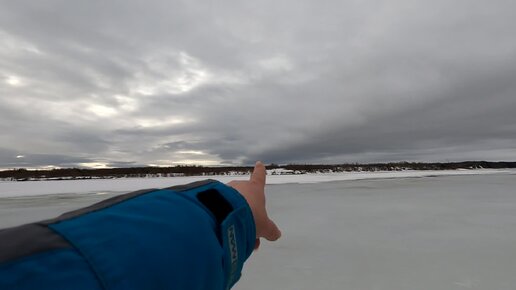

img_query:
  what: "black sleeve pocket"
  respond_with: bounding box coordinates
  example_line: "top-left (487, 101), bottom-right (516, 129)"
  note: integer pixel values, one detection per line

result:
top-left (197, 189), bottom-right (234, 225)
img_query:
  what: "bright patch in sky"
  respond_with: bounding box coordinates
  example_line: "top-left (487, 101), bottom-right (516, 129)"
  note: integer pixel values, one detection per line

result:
top-left (87, 104), bottom-right (118, 118)
top-left (176, 150), bottom-right (205, 155)
top-left (5, 75), bottom-right (23, 86)
top-left (16, 155), bottom-right (25, 159)
top-left (130, 51), bottom-right (210, 96)
top-left (135, 117), bottom-right (191, 128)
top-left (79, 162), bottom-right (109, 169)
top-left (115, 95), bottom-right (138, 112)
top-left (173, 52), bottom-right (210, 93)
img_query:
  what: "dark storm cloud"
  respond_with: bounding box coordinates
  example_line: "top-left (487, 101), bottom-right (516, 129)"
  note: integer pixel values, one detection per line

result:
top-left (0, 148), bottom-right (142, 169)
top-left (0, 148), bottom-right (93, 168)
top-left (0, 0), bottom-right (515, 168)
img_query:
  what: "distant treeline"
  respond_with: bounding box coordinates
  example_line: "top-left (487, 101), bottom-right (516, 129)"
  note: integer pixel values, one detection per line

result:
top-left (281, 161), bottom-right (516, 171)
top-left (0, 165), bottom-right (254, 181)
top-left (1, 161), bottom-right (515, 181)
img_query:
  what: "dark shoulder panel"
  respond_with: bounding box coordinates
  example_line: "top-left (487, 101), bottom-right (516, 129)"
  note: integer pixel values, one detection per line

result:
top-left (0, 223), bottom-right (71, 264)
top-left (165, 179), bottom-right (217, 192)
top-left (43, 188), bottom-right (157, 224)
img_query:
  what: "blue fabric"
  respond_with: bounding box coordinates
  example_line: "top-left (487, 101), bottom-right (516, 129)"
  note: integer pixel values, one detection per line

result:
top-left (0, 249), bottom-right (103, 290)
top-left (0, 180), bottom-right (256, 290)
top-left (177, 182), bottom-right (256, 289)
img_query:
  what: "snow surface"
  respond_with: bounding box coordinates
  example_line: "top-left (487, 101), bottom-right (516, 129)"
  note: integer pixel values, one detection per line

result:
top-left (0, 169), bottom-right (512, 198)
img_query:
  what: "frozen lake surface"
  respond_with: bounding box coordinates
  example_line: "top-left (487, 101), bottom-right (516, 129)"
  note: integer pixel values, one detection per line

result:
top-left (237, 172), bottom-right (516, 290)
top-left (1, 170), bottom-right (516, 289)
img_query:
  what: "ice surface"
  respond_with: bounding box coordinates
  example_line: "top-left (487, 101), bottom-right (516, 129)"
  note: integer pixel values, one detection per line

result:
top-left (234, 173), bottom-right (516, 290)
top-left (1, 170), bottom-right (516, 289)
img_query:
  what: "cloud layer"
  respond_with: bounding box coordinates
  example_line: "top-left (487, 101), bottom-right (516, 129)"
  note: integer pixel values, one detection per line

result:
top-left (1, 0), bottom-right (515, 168)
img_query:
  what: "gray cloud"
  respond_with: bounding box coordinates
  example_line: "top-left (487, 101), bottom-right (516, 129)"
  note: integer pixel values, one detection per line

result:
top-left (0, 148), bottom-right (92, 168)
top-left (0, 0), bottom-right (515, 169)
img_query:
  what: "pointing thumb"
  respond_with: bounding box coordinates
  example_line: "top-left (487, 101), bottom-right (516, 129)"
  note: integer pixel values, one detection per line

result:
top-left (262, 219), bottom-right (282, 241)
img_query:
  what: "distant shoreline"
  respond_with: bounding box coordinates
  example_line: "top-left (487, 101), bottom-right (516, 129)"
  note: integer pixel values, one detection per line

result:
top-left (1, 161), bottom-right (515, 182)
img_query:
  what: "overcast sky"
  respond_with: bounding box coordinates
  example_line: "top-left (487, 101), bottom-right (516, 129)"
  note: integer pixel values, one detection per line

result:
top-left (1, 0), bottom-right (515, 169)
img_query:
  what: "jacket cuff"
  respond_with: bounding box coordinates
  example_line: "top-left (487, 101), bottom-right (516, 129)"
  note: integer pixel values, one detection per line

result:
top-left (175, 180), bottom-right (256, 289)
top-left (211, 182), bottom-right (256, 289)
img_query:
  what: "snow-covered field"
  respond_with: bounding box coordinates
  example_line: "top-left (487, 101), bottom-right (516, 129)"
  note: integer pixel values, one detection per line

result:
top-left (1, 169), bottom-right (516, 289)
top-left (0, 169), bottom-right (510, 198)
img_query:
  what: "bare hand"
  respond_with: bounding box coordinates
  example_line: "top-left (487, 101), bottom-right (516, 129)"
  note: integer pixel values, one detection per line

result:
top-left (228, 161), bottom-right (281, 250)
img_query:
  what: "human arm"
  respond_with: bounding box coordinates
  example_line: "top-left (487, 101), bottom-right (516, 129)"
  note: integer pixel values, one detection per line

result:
top-left (228, 161), bottom-right (281, 250)
top-left (0, 162), bottom-right (280, 290)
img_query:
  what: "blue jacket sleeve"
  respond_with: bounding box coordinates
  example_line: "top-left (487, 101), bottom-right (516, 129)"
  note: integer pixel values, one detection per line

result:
top-left (0, 179), bottom-right (256, 290)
